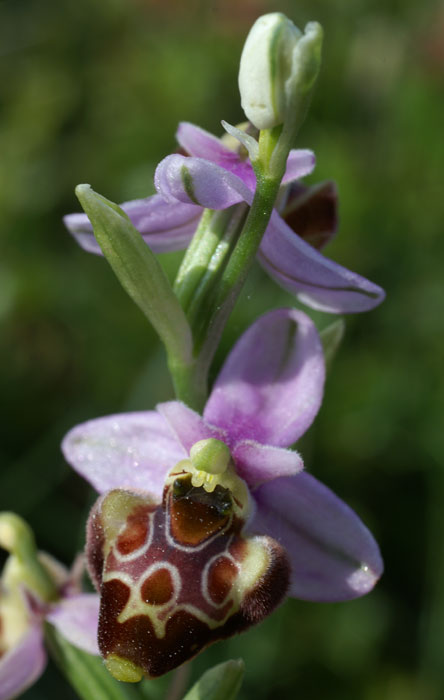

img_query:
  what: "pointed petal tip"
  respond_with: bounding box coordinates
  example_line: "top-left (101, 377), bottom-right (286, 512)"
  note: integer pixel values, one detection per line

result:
top-left (346, 558), bottom-right (384, 598)
top-left (74, 184), bottom-right (93, 205)
top-left (259, 212), bottom-right (387, 314)
top-left (282, 149), bottom-right (316, 184)
top-left (252, 473), bottom-right (383, 603)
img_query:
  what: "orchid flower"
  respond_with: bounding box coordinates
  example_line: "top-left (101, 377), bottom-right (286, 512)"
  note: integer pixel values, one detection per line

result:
top-left (64, 122), bottom-right (385, 315)
top-left (0, 546), bottom-right (99, 700)
top-left (62, 308), bottom-right (382, 681)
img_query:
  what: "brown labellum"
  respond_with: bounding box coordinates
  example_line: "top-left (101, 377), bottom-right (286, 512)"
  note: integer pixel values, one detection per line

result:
top-left (86, 474), bottom-right (290, 681)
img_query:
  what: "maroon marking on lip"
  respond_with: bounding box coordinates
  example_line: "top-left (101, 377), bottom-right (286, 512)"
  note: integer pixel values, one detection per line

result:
top-left (207, 556), bottom-right (237, 605)
top-left (93, 487), bottom-right (291, 679)
top-left (98, 578), bottom-right (132, 658)
top-left (116, 505), bottom-right (151, 555)
top-left (99, 603), bottom-right (252, 678)
top-left (141, 568), bottom-right (174, 606)
top-left (229, 536), bottom-right (247, 562)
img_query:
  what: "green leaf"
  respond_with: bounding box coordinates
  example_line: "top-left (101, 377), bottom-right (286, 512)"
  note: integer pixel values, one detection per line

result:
top-left (182, 659), bottom-right (245, 700)
top-left (75, 184), bottom-right (192, 368)
top-left (45, 625), bottom-right (147, 700)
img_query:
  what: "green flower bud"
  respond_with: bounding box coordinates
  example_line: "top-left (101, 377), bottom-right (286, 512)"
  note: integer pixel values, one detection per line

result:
top-left (0, 512), bottom-right (58, 602)
top-left (238, 13), bottom-right (323, 132)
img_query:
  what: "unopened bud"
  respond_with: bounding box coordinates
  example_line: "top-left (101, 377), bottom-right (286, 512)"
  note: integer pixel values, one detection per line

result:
top-left (239, 13), bottom-right (323, 132)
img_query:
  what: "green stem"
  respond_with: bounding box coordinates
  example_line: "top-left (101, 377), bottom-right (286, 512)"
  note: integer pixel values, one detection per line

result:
top-left (194, 174), bottom-right (281, 364)
top-left (169, 128), bottom-right (288, 407)
top-left (170, 205), bottom-right (248, 410)
top-left (167, 355), bottom-right (207, 413)
top-left (257, 125), bottom-right (284, 177)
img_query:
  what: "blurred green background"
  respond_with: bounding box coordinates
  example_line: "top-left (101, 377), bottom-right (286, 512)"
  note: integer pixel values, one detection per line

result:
top-left (1, 0), bottom-right (444, 697)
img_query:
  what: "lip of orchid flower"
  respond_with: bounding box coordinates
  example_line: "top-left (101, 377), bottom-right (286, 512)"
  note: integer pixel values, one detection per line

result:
top-left (62, 307), bottom-right (383, 607)
top-left (0, 549), bottom-right (100, 700)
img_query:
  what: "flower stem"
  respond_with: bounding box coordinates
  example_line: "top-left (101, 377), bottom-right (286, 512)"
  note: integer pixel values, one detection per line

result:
top-left (169, 128), bottom-right (289, 404)
top-left (167, 355), bottom-right (208, 413)
top-left (170, 205), bottom-right (248, 410)
top-left (194, 173), bottom-right (281, 362)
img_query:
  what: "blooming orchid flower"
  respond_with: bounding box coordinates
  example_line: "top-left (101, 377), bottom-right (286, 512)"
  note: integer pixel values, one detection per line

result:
top-left (62, 308), bottom-right (382, 681)
top-left (64, 122), bottom-right (385, 314)
top-left (0, 551), bottom-right (99, 700)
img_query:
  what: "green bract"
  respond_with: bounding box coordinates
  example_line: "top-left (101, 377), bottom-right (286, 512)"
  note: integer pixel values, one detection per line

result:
top-left (182, 659), bottom-right (245, 700)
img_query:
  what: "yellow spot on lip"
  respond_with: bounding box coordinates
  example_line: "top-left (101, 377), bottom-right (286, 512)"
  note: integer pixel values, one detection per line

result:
top-left (104, 654), bottom-right (144, 683)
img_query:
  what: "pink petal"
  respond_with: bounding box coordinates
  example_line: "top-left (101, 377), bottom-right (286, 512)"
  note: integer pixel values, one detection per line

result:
top-left (62, 411), bottom-right (185, 498)
top-left (233, 440), bottom-right (304, 489)
top-left (0, 625), bottom-right (46, 700)
top-left (251, 473), bottom-right (383, 602)
top-left (176, 121), bottom-right (258, 189)
top-left (157, 401), bottom-right (227, 454)
top-left (176, 124), bottom-right (314, 191)
top-left (204, 309), bottom-right (325, 448)
top-left (64, 195), bottom-right (200, 255)
top-left (258, 210), bottom-right (385, 313)
top-left (154, 149), bottom-right (315, 211)
top-left (177, 122), bottom-right (239, 166)
top-left (281, 149), bottom-right (316, 184)
top-left (46, 594), bottom-right (100, 655)
top-left (155, 154), bottom-right (249, 209)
